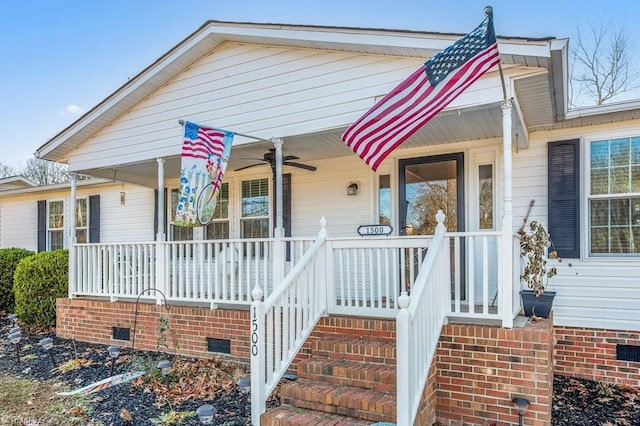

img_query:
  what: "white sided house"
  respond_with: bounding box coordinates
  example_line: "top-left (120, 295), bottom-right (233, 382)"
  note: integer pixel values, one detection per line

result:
top-left (33, 20), bottom-right (640, 425)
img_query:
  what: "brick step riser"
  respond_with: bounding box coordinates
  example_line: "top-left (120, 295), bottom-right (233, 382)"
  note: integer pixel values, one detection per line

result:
top-left (280, 385), bottom-right (396, 424)
top-left (297, 360), bottom-right (396, 393)
top-left (311, 342), bottom-right (397, 365)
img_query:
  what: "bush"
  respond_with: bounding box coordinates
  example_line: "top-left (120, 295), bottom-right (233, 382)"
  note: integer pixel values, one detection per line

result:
top-left (0, 248), bottom-right (35, 314)
top-left (13, 250), bottom-right (68, 330)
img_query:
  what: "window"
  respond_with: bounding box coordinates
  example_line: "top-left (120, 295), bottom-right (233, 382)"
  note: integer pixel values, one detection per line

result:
top-left (241, 178), bottom-right (269, 238)
top-left (589, 137), bottom-right (640, 254)
top-left (48, 200), bottom-right (64, 250)
top-left (378, 175), bottom-right (391, 225)
top-left (478, 165), bottom-right (494, 230)
top-left (170, 189), bottom-right (193, 241)
top-left (76, 198), bottom-right (87, 243)
top-left (205, 182), bottom-right (230, 239)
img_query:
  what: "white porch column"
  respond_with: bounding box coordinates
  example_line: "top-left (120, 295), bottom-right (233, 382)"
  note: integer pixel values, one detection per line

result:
top-left (68, 172), bottom-right (77, 298)
top-left (156, 158), bottom-right (166, 241)
top-left (272, 138), bottom-right (285, 286)
top-left (501, 100), bottom-right (514, 328)
top-left (156, 158), bottom-right (167, 304)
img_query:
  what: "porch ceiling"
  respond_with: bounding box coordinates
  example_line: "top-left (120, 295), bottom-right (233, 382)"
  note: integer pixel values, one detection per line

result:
top-left (86, 102), bottom-right (507, 188)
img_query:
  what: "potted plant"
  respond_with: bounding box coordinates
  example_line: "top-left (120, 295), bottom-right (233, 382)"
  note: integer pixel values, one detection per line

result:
top-left (518, 219), bottom-right (558, 318)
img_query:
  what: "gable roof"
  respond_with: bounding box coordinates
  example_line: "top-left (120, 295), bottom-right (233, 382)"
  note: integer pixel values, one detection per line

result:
top-left (35, 20), bottom-right (565, 163)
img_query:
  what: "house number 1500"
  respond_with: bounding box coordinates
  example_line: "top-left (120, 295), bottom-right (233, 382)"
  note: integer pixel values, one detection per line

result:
top-left (251, 307), bottom-right (259, 356)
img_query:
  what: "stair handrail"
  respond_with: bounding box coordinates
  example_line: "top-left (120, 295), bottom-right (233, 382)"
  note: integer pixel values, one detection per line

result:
top-left (250, 217), bottom-right (328, 425)
top-left (396, 210), bottom-right (450, 426)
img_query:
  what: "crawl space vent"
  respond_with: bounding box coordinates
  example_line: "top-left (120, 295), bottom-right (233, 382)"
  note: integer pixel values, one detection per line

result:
top-left (207, 338), bottom-right (231, 354)
top-left (616, 344), bottom-right (640, 362)
top-left (112, 327), bottom-right (130, 341)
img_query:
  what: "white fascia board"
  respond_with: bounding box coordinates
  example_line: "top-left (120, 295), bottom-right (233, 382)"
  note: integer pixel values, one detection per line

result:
top-left (566, 99), bottom-right (640, 119)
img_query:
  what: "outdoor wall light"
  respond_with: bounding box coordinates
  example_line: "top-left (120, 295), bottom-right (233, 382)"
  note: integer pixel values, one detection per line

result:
top-left (157, 359), bottom-right (172, 386)
top-left (236, 377), bottom-right (251, 416)
top-left (120, 191), bottom-right (126, 205)
top-left (196, 403), bottom-right (217, 424)
top-left (107, 345), bottom-right (120, 376)
top-left (39, 337), bottom-right (56, 367)
top-left (512, 396), bottom-right (530, 426)
top-left (8, 331), bottom-right (21, 362)
top-left (347, 182), bottom-right (359, 196)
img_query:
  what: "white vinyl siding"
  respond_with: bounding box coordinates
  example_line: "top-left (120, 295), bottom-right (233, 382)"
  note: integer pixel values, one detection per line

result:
top-left (66, 42), bottom-right (504, 171)
top-left (513, 123), bottom-right (640, 332)
top-left (0, 183), bottom-right (155, 251)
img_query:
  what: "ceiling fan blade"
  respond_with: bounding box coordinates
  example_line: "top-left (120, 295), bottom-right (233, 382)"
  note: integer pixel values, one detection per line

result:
top-left (283, 155), bottom-right (300, 161)
top-left (234, 163), bottom-right (265, 171)
top-left (239, 157), bottom-right (269, 162)
top-left (284, 162), bottom-right (317, 171)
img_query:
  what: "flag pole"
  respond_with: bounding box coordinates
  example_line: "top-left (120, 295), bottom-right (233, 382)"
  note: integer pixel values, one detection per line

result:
top-left (178, 119), bottom-right (272, 143)
top-left (484, 6), bottom-right (508, 102)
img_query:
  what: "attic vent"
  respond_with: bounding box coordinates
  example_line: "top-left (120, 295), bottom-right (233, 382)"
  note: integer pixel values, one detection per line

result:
top-left (616, 344), bottom-right (640, 362)
top-left (112, 327), bottom-right (131, 341)
top-left (207, 338), bottom-right (231, 355)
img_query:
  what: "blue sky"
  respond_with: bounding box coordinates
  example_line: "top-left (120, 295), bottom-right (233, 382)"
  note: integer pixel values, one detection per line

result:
top-left (2, 0), bottom-right (639, 169)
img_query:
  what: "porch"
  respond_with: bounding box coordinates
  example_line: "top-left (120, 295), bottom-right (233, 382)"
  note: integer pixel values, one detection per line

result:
top-left (69, 218), bottom-right (520, 324)
top-left (67, 212), bottom-right (523, 425)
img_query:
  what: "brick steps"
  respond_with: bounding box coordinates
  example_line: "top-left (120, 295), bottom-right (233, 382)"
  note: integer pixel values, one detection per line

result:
top-left (280, 378), bottom-right (396, 423)
top-left (297, 358), bottom-right (396, 392)
top-left (261, 404), bottom-right (374, 426)
top-left (261, 333), bottom-right (397, 425)
top-left (313, 336), bottom-right (396, 365)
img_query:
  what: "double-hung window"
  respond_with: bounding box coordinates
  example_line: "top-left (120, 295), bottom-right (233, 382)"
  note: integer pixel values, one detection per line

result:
top-left (241, 178), bottom-right (269, 238)
top-left (47, 200), bottom-right (65, 250)
top-left (588, 136), bottom-right (640, 255)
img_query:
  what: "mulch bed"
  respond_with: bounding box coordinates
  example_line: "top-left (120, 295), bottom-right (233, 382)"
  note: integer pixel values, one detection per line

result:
top-left (0, 317), bottom-right (256, 425)
top-left (3, 316), bottom-right (640, 425)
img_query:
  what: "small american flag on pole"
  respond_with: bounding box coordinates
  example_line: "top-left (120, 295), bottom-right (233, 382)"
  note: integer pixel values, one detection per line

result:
top-left (341, 8), bottom-right (500, 171)
top-left (182, 122), bottom-right (226, 159)
top-left (175, 121), bottom-right (234, 226)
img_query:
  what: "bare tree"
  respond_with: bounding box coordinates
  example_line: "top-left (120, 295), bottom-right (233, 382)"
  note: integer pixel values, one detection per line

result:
top-left (0, 163), bottom-right (16, 179)
top-left (21, 158), bottom-right (70, 186)
top-left (571, 24), bottom-right (639, 106)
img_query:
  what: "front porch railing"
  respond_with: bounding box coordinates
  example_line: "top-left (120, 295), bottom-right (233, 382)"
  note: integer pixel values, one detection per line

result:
top-left (396, 211), bottom-right (450, 426)
top-left (70, 237), bottom-right (315, 306)
top-left (250, 218), bottom-right (328, 424)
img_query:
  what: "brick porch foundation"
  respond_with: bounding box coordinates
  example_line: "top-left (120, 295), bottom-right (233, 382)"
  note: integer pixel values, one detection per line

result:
top-left (57, 299), bottom-right (555, 424)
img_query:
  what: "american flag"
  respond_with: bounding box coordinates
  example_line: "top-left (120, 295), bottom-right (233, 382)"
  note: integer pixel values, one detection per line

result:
top-left (341, 11), bottom-right (501, 171)
top-left (182, 121), bottom-right (226, 160)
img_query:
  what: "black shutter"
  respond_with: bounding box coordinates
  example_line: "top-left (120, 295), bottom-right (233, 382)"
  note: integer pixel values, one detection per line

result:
top-left (88, 195), bottom-right (100, 243)
top-left (282, 173), bottom-right (292, 238)
top-left (37, 200), bottom-right (46, 252)
top-left (548, 139), bottom-right (580, 258)
top-left (154, 188), bottom-right (168, 240)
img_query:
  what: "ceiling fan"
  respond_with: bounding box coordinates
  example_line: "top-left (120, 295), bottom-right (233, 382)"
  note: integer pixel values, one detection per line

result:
top-left (234, 148), bottom-right (317, 173)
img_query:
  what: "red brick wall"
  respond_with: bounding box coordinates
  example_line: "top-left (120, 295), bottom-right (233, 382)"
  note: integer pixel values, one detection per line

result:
top-left (56, 298), bottom-right (250, 365)
top-left (57, 300), bottom-right (557, 425)
top-left (555, 326), bottom-right (640, 386)
top-left (435, 319), bottom-right (554, 426)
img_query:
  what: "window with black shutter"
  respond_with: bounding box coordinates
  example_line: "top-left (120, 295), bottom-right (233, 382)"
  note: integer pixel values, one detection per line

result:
top-left (548, 139), bottom-right (580, 258)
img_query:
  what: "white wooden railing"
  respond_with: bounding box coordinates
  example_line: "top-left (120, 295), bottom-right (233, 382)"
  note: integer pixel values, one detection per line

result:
top-left (250, 218), bottom-right (328, 425)
top-left (327, 236), bottom-right (432, 318)
top-left (396, 211), bottom-right (450, 426)
top-left (447, 230), bottom-right (503, 320)
top-left (69, 237), bottom-right (314, 305)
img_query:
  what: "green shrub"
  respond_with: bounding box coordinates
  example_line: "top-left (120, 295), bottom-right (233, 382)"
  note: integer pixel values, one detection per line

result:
top-left (13, 250), bottom-right (68, 330)
top-left (0, 248), bottom-right (35, 314)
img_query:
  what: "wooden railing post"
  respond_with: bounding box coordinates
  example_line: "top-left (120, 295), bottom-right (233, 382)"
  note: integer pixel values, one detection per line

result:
top-left (250, 285), bottom-right (266, 425)
top-left (396, 291), bottom-right (411, 426)
top-left (156, 242), bottom-right (167, 305)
